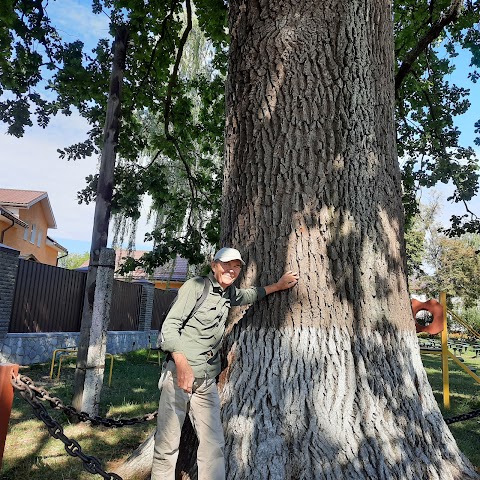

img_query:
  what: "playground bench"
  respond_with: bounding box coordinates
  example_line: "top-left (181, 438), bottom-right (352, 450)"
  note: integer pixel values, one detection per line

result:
top-left (450, 345), bottom-right (464, 357)
top-left (472, 346), bottom-right (480, 357)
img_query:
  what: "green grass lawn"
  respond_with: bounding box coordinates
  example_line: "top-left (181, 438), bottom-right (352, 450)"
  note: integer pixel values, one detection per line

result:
top-left (2, 349), bottom-right (480, 479)
top-left (2, 350), bottom-right (161, 480)
top-left (420, 351), bottom-right (480, 469)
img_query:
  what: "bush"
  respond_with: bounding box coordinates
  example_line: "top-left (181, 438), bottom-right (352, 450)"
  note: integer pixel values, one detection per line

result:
top-left (462, 307), bottom-right (480, 333)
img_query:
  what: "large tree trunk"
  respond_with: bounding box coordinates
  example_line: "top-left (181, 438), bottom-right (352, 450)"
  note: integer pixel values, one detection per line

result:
top-left (215, 0), bottom-right (478, 479)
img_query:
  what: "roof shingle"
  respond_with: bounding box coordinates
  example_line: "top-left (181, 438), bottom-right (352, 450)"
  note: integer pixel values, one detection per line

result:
top-left (0, 188), bottom-right (47, 206)
top-left (0, 188), bottom-right (56, 228)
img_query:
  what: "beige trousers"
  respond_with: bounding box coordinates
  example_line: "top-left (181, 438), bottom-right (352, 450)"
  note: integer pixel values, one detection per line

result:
top-left (151, 361), bottom-right (225, 480)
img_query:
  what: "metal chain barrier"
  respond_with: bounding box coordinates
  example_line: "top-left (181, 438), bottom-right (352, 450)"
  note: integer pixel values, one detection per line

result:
top-left (9, 372), bottom-right (480, 478)
top-left (12, 374), bottom-right (157, 426)
top-left (16, 373), bottom-right (478, 427)
top-left (444, 409), bottom-right (480, 425)
top-left (11, 373), bottom-right (123, 479)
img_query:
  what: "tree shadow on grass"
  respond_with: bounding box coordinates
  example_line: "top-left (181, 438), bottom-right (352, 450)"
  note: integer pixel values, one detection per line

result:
top-left (4, 352), bottom-right (160, 479)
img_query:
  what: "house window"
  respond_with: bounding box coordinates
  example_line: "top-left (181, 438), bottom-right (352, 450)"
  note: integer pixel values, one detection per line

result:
top-left (37, 230), bottom-right (42, 247)
top-left (30, 224), bottom-right (36, 244)
top-left (23, 227), bottom-right (29, 241)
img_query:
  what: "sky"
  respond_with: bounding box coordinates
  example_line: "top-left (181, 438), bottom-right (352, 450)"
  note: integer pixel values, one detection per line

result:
top-left (0, 1), bottom-right (479, 255)
top-left (419, 45), bottom-right (480, 225)
top-left (1, 0), bottom-right (155, 254)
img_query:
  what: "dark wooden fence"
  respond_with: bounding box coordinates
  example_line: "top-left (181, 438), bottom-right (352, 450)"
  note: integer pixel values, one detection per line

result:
top-left (109, 280), bottom-right (143, 331)
top-left (9, 259), bottom-right (86, 333)
top-left (151, 289), bottom-right (177, 331)
top-left (9, 260), bottom-right (146, 333)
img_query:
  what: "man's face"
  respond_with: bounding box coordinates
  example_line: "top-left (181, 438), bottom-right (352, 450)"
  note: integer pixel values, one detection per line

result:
top-left (211, 260), bottom-right (243, 289)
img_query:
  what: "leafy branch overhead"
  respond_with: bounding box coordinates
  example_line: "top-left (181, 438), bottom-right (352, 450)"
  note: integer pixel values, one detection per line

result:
top-left (395, 0), bottom-right (480, 233)
top-left (1, 0), bottom-right (479, 269)
top-left (1, 0), bottom-right (227, 267)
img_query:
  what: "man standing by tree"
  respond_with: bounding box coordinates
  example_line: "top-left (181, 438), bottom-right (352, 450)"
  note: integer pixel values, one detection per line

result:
top-left (152, 247), bottom-right (299, 479)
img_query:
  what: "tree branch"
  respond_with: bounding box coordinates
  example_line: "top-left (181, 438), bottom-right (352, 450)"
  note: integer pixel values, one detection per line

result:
top-left (164, 0), bottom-right (192, 138)
top-left (172, 136), bottom-right (196, 229)
top-left (132, 0), bottom-right (178, 100)
top-left (462, 199), bottom-right (478, 218)
top-left (395, 0), bottom-right (463, 93)
top-left (162, 0), bottom-right (196, 224)
top-left (17, 0), bottom-right (59, 67)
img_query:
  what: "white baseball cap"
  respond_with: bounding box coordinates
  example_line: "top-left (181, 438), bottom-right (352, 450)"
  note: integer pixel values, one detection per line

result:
top-left (213, 247), bottom-right (245, 265)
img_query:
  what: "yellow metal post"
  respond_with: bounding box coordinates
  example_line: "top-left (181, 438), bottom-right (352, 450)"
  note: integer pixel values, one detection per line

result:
top-left (439, 291), bottom-right (450, 409)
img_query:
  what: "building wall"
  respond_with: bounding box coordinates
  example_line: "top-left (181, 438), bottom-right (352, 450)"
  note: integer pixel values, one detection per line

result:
top-left (1, 203), bottom-right (58, 265)
top-left (0, 218), bottom-right (25, 250)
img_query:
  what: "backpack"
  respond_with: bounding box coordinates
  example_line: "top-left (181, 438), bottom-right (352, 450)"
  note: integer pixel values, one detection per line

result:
top-left (156, 276), bottom-right (210, 348)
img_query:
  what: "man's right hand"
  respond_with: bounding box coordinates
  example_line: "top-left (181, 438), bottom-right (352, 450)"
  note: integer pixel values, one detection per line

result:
top-left (171, 352), bottom-right (195, 393)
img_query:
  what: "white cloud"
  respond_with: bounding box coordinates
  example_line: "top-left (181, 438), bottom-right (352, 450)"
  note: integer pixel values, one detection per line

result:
top-left (0, 111), bottom-right (154, 252)
top-left (46, 0), bottom-right (110, 50)
top-left (1, 113), bottom-right (96, 241)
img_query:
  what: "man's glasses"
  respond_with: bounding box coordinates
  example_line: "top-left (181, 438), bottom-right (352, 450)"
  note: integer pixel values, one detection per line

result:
top-left (220, 262), bottom-right (242, 272)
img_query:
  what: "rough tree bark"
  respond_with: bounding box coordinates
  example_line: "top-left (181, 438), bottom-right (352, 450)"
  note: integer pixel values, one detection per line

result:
top-left (214, 0), bottom-right (479, 479)
top-left (115, 1), bottom-right (479, 478)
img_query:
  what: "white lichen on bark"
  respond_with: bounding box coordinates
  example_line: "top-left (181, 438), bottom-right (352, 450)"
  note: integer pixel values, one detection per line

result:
top-left (221, 326), bottom-right (477, 479)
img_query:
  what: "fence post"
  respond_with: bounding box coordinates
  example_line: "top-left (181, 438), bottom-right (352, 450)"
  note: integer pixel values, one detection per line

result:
top-left (0, 363), bottom-right (19, 469)
top-left (136, 280), bottom-right (154, 331)
top-left (0, 245), bottom-right (20, 350)
top-left (439, 291), bottom-right (450, 410)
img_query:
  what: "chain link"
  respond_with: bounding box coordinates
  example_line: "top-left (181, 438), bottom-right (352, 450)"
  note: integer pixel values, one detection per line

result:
top-left (19, 373), bottom-right (477, 427)
top-left (12, 374), bottom-right (157, 426)
top-left (11, 371), bottom-right (480, 478)
top-left (444, 409), bottom-right (480, 425)
top-left (11, 374), bottom-right (123, 479)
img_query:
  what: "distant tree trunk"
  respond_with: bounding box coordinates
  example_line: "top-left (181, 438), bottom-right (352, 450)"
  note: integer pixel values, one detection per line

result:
top-left (214, 0), bottom-right (478, 479)
top-left (73, 25), bottom-right (129, 414)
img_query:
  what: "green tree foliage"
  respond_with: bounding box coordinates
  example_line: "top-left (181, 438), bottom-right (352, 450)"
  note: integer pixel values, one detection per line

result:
top-left (407, 195), bottom-right (480, 310)
top-left (425, 235), bottom-right (480, 307)
top-left (58, 251), bottom-right (90, 269)
top-left (404, 224), bottom-right (426, 278)
top-left (1, 0), bottom-right (227, 271)
top-left (405, 192), bottom-right (444, 281)
top-left (1, 0), bottom-right (480, 269)
top-left (462, 306), bottom-right (480, 331)
top-left (395, 0), bottom-right (480, 234)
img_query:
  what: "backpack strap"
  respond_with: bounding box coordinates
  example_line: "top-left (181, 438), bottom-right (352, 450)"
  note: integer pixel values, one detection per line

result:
top-left (162, 277), bottom-right (210, 361)
top-left (181, 276), bottom-right (210, 328)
